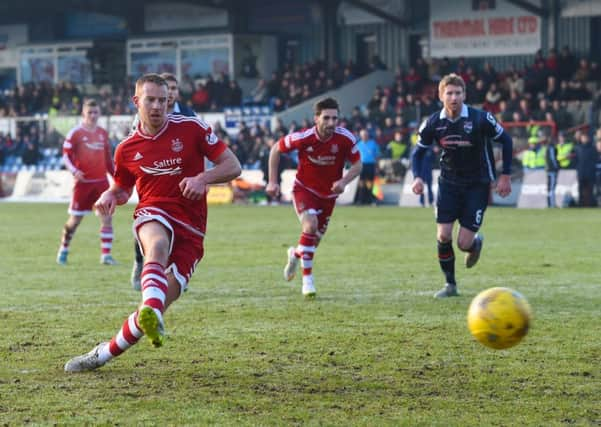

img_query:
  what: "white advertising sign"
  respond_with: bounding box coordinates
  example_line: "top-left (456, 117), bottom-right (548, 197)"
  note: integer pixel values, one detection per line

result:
top-left (429, 0), bottom-right (541, 57)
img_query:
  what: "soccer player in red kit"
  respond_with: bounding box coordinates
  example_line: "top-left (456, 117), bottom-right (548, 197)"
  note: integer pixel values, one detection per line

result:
top-left (64, 73), bottom-right (241, 372)
top-left (129, 72), bottom-right (197, 291)
top-left (266, 97), bottom-right (362, 297)
top-left (56, 99), bottom-right (116, 265)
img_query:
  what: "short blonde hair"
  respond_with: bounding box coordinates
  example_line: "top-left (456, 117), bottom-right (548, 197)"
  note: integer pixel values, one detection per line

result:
top-left (438, 73), bottom-right (466, 97)
top-left (135, 73), bottom-right (167, 96)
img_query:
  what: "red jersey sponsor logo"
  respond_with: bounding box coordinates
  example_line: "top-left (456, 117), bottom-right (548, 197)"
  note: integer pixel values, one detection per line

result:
top-left (84, 141), bottom-right (106, 151)
top-left (307, 154), bottom-right (337, 166)
top-left (140, 157), bottom-right (184, 176)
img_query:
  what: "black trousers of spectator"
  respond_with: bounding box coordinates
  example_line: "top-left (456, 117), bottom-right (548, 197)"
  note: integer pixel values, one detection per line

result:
top-left (355, 163), bottom-right (376, 205)
top-left (578, 178), bottom-right (595, 207)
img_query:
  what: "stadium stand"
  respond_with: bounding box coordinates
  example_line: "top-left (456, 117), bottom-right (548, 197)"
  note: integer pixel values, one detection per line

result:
top-left (1, 0), bottom-right (600, 206)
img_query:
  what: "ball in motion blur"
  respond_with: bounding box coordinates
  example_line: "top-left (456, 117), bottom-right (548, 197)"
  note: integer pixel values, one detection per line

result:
top-left (467, 287), bottom-right (532, 349)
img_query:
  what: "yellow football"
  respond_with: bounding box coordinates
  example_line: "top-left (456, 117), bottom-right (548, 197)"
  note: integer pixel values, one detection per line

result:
top-left (467, 287), bottom-right (532, 349)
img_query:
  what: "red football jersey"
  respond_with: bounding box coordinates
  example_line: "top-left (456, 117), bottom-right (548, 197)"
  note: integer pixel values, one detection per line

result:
top-left (63, 125), bottom-right (113, 182)
top-left (278, 126), bottom-right (360, 198)
top-left (114, 116), bottom-right (227, 233)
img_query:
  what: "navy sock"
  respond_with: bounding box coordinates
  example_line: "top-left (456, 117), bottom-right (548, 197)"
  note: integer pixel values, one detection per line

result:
top-left (437, 240), bottom-right (456, 285)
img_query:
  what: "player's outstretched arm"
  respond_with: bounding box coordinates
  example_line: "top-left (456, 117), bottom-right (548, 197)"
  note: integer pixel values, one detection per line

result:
top-left (95, 184), bottom-right (132, 216)
top-left (332, 160), bottom-right (362, 194)
top-left (265, 143), bottom-right (282, 197)
top-left (179, 149), bottom-right (242, 200)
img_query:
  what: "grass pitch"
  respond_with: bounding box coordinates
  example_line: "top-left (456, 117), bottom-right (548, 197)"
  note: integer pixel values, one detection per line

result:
top-left (0, 203), bottom-right (599, 426)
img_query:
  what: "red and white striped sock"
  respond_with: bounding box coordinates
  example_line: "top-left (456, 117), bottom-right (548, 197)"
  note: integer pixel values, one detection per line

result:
top-left (100, 226), bottom-right (113, 256)
top-left (298, 232), bottom-right (317, 280)
top-left (102, 311), bottom-right (144, 360)
top-left (60, 224), bottom-right (74, 252)
top-left (98, 263), bottom-right (168, 362)
top-left (141, 262), bottom-right (168, 315)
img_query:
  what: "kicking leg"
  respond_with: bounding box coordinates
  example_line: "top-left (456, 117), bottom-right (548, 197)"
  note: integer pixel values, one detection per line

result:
top-left (64, 220), bottom-right (176, 372)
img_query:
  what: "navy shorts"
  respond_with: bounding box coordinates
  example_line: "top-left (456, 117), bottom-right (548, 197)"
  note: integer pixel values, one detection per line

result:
top-left (436, 176), bottom-right (490, 232)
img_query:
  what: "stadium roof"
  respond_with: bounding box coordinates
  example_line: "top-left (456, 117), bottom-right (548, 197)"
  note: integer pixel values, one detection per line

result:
top-left (1, 0), bottom-right (549, 30)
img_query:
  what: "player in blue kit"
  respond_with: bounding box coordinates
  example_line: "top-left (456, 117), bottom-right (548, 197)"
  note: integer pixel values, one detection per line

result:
top-left (411, 73), bottom-right (513, 298)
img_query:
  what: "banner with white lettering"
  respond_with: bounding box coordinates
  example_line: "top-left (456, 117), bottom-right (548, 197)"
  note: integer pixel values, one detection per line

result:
top-left (429, 0), bottom-right (541, 57)
top-left (517, 169), bottom-right (579, 208)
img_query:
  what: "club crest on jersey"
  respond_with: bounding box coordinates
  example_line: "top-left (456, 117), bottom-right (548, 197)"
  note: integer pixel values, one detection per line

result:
top-left (171, 138), bottom-right (183, 153)
top-left (331, 144), bottom-right (339, 154)
top-left (463, 121), bottom-right (473, 134)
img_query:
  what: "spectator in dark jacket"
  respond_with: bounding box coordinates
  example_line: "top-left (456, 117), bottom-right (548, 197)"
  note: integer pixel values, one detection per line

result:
top-left (21, 135), bottom-right (39, 166)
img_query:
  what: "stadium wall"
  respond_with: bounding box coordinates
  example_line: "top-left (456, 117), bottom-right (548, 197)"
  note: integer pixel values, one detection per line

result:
top-left (557, 16), bottom-right (591, 57)
top-left (0, 169), bottom-right (360, 206)
top-left (0, 168), bottom-right (582, 209)
top-left (339, 22), bottom-right (409, 69)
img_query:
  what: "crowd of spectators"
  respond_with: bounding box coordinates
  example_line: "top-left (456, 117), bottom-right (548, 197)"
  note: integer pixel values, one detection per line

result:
top-left (0, 55), bottom-right (385, 118)
top-left (2, 47), bottom-right (601, 204)
top-left (353, 46), bottom-right (599, 139)
top-left (187, 57), bottom-right (382, 112)
top-left (0, 80), bottom-right (136, 118)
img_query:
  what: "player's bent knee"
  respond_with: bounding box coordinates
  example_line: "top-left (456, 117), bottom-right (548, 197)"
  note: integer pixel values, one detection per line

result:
top-left (301, 214), bottom-right (318, 234)
top-left (437, 233), bottom-right (452, 243)
top-left (457, 236), bottom-right (475, 251)
top-left (457, 242), bottom-right (471, 252)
